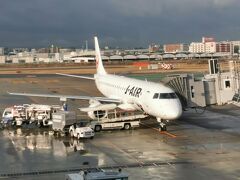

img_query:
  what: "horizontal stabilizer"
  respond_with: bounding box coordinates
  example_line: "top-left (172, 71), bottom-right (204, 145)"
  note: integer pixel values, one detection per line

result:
top-left (56, 73), bottom-right (94, 80)
top-left (79, 103), bottom-right (117, 112)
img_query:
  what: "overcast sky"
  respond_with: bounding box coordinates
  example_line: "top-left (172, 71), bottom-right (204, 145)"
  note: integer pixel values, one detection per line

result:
top-left (1, 0), bottom-right (240, 48)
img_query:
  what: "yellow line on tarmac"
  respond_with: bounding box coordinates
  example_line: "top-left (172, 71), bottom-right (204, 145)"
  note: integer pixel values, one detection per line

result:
top-left (160, 131), bottom-right (177, 138)
top-left (140, 122), bottom-right (177, 138)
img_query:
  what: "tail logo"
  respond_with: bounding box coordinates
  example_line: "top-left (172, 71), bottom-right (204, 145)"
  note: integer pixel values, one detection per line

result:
top-left (96, 56), bottom-right (99, 69)
top-left (94, 36), bottom-right (106, 75)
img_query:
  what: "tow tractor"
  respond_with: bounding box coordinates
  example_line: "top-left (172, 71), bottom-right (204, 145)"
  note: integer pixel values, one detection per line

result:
top-left (69, 124), bottom-right (94, 139)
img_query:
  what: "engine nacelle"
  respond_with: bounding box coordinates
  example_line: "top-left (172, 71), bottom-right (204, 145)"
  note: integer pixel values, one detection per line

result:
top-left (87, 100), bottom-right (108, 119)
top-left (88, 110), bottom-right (108, 119)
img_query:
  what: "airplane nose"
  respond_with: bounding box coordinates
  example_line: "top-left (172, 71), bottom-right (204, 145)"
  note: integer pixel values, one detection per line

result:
top-left (163, 101), bottom-right (182, 120)
top-left (171, 105), bottom-right (182, 119)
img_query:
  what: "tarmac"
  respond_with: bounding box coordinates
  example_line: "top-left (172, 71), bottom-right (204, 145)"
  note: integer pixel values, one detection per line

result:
top-left (0, 74), bottom-right (240, 179)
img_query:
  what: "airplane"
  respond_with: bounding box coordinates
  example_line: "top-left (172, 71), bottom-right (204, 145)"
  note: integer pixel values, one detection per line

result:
top-left (8, 37), bottom-right (182, 131)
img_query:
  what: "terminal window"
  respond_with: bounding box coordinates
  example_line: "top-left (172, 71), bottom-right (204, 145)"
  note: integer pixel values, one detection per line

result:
top-left (191, 86), bottom-right (195, 98)
top-left (224, 80), bottom-right (231, 88)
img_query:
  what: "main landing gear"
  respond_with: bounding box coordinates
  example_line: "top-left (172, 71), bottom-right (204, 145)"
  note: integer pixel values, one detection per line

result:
top-left (157, 118), bottom-right (167, 131)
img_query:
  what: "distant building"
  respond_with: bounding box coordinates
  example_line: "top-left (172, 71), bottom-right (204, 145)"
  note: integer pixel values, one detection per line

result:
top-left (36, 45), bottom-right (59, 54)
top-left (149, 44), bottom-right (161, 53)
top-left (31, 49), bottom-right (36, 54)
top-left (59, 48), bottom-right (73, 53)
top-left (189, 42), bottom-right (205, 53)
top-left (202, 37), bottom-right (215, 43)
top-left (216, 41), bottom-right (232, 54)
top-left (6, 55), bottom-right (34, 64)
top-left (0, 47), bottom-right (4, 55)
top-left (231, 41), bottom-right (240, 54)
top-left (0, 55), bottom-right (6, 63)
top-left (205, 42), bottom-right (216, 53)
top-left (50, 45), bottom-right (59, 53)
top-left (164, 43), bottom-right (188, 53)
top-left (11, 48), bottom-right (29, 54)
top-left (37, 48), bottom-right (49, 53)
top-left (189, 36), bottom-right (216, 54)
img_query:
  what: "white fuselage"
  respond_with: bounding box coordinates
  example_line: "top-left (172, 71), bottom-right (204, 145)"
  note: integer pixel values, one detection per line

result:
top-left (94, 74), bottom-right (182, 120)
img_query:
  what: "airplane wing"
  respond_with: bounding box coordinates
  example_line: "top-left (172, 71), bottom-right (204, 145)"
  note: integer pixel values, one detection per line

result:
top-left (56, 73), bottom-right (95, 80)
top-left (8, 92), bottom-right (121, 103)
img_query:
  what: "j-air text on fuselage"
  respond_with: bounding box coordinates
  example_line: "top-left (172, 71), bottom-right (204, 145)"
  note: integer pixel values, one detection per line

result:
top-left (8, 36), bottom-right (182, 131)
top-left (125, 85), bottom-right (142, 98)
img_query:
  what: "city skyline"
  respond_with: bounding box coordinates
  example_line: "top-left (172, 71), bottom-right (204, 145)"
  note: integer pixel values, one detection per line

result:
top-left (0, 0), bottom-right (240, 48)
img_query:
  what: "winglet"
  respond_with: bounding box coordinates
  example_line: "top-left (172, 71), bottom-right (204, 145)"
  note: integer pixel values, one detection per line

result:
top-left (94, 36), bottom-right (107, 75)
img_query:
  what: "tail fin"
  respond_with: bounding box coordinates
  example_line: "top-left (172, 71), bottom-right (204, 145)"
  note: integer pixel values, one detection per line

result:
top-left (94, 36), bottom-right (107, 75)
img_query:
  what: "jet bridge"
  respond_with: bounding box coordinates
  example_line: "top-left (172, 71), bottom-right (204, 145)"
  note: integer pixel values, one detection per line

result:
top-left (162, 74), bottom-right (207, 108)
top-left (162, 59), bottom-right (240, 108)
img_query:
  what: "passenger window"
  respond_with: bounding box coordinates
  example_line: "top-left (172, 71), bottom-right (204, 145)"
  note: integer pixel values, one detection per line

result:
top-left (153, 93), bottom-right (159, 99)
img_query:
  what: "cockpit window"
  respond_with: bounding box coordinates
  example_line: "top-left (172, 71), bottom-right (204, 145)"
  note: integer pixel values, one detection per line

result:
top-left (153, 93), bottom-right (159, 99)
top-left (159, 93), bottom-right (177, 99)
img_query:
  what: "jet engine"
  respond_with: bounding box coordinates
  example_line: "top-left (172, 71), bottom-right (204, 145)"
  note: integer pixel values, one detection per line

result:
top-left (88, 110), bottom-right (108, 119)
top-left (80, 100), bottom-right (117, 120)
top-left (86, 100), bottom-right (109, 120)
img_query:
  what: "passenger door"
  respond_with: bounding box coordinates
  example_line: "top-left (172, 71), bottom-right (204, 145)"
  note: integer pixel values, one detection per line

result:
top-left (141, 90), bottom-right (153, 115)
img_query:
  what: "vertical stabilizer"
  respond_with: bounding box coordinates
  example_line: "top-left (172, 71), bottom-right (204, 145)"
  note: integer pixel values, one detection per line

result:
top-left (94, 36), bottom-right (107, 75)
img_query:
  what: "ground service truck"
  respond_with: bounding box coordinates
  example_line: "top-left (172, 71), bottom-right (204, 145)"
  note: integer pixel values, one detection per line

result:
top-left (90, 110), bottom-right (148, 132)
top-left (1, 104), bottom-right (61, 127)
top-left (52, 111), bottom-right (94, 139)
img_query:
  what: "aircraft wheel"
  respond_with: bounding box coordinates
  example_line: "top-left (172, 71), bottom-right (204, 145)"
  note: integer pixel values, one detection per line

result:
top-left (160, 125), bottom-right (167, 131)
top-left (37, 122), bottom-right (43, 128)
top-left (43, 120), bottom-right (48, 126)
top-left (124, 123), bottom-right (131, 130)
top-left (11, 121), bottom-right (16, 127)
top-left (94, 125), bottom-right (102, 132)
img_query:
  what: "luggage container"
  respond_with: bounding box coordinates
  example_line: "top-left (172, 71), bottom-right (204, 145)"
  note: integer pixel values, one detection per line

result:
top-left (52, 111), bottom-right (76, 133)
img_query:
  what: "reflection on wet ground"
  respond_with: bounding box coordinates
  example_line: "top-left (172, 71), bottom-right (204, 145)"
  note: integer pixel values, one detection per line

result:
top-left (1, 76), bottom-right (240, 179)
top-left (3, 128), bottom-right (88, 154)
top-left (0, 128), bottom-right (99, 174)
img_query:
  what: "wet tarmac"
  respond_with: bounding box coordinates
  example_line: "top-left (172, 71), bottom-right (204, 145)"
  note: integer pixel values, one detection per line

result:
top-left (0, 75), bottom-right (240, 179)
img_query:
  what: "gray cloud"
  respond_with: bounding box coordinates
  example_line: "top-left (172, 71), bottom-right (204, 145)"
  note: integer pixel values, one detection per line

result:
top-left (0, 0), bottom-right (240, 48)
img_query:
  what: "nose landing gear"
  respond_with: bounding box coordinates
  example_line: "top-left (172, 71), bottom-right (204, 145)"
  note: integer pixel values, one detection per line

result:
top-left (157, 118), bottom-right (167, 131)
